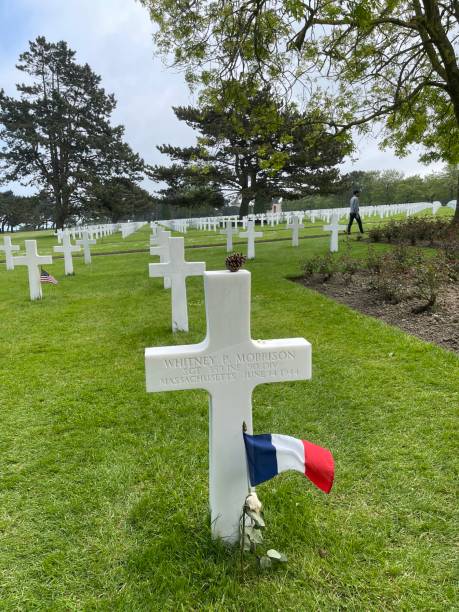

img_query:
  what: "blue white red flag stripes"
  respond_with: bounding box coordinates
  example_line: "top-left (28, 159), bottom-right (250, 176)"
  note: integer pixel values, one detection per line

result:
top-left (243, 433), bottom-right (334, 493)
top-left (40, 269), bottom-right (58, 284)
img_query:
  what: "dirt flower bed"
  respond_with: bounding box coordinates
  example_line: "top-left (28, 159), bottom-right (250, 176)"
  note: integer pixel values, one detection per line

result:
top-left (297, 244), bottom-right (459, 354)
top-left (297, 271), bottom-right (459, 353)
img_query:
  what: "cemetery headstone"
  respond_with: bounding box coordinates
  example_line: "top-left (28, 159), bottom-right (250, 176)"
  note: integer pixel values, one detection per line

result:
top-left (323, 214), bottom-right (346, 253)
top-left (149, 237), bottom-right (205, 332)
top-left (287, 215), bottom-right (304, 247)
top-left (150, 230), bottom-right (172, 289)
top-left (53, 231), bottom-right (81, 275)
top-left (13, 240), bottom-right (53, 300)
top-left (0, 236), bottom-right (20, 270)
top-left (76, 230), bottom-right (96, 264)
top-left (220, 219), bottom-right (236, 252)
top-left (145, 270), bottom-right (311, 542)
top-left (239, 220), bottom-right (263, 260)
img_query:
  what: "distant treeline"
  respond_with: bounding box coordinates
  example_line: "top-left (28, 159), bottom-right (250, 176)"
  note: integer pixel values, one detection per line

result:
top-left (283, 167), bottom-right (458, 211)
top-left (2, 166), bottom-right (457, 229)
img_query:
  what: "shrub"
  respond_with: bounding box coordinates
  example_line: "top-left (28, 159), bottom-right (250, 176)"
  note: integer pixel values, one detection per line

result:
top-left (367, 250), bottom-right (411, 304)
top-left (411, 256), bottom-right (449, 313)
top-left (369, 217), bottom-right (452, 246)
top-left (303, 253), bottom-right (337, 282)
top-left (303, 258), bottom-right (317, 279)
top-left (366, 246), bottom-right (384, 274)
top-left (316, 253), bottom-right (336, 281)
top-left (340, 254), bottom-right (359, 284)
top-left (368, 226), bottom-right (383, 243)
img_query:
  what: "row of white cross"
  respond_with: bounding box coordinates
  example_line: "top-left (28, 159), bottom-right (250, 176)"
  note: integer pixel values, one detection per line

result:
top-left (1, 215), bottom-right (354, 302)
top-left (1, 230), bottom-right (97, 300)
top-left (160, 214), bottom-right (349, 254)
top-left (156, 200), bottom-right (456, 234)
top-left (120, 221), bottom-right (147, 238)
top-left (149, 215), bottom-right (346, 335)
top-left (55, 223), bottom-right (116, 243)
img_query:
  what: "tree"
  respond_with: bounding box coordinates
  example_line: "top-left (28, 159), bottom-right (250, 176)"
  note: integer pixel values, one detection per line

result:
top-left (284, 165), bottom-right (458, 210)
top-left (0, 190), bottom-right (54, 231)
top-left (0, 191), bottom-right (18, 232)
top-left (152, 174), bottom-right (226, 212)
top-left (150, 80), bottom-right (352, 217)
top-left (0, 37), bottom-right (145, 229)
top-left (141, 0), bottom-right (459, 224)
top-left (87, 178), bottom-right (158, 223)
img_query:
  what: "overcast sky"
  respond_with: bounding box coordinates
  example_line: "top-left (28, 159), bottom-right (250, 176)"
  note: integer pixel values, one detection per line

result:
top-left (0, 0), bottom-right (444, 196)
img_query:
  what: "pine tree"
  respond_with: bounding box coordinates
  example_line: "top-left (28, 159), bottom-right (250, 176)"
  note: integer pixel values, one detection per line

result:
top-left (0, 37), bottom-right (145, 228)
top-left (151, 81), bottom-right (351, 217)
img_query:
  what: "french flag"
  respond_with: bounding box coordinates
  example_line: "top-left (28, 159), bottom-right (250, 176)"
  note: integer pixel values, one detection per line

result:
top-left (243, 433), bottom-right (334, 493)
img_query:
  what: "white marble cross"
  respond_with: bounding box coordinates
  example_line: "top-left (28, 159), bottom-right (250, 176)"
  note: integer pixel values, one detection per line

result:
top-left (287, 215), bottom-right (304, 247)
top-left (239, 220), bottom-right (263, 259)
top-left (13, 240), bottom-right (53, 300)
top-left (76, 230), bottom-right (96, 264)
top-left (53, 231), bottom-right (81, 275)
top-left (150, 227), bottom-right (168, 246)
top-left (0, 236), bottom-right (20, 270)
top-left (323, 214), bottom-right (347, 252)
top-left (149, 237), bottom-right (205, 332)
top-left (220, 219), bottom-right (236, 252)
top-left (145, 270), bottom-right (311, 543)
top-left (150, 230), bottom-right (171, 289)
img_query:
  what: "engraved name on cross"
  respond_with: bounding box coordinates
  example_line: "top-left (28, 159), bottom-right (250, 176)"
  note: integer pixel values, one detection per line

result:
top-left (149, 237), bottom-right (205, 332)
top-left (145, 270), bottom-right (311, 543)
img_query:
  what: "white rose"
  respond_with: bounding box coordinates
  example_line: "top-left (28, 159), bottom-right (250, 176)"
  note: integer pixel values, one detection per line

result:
top-left (245, 491), bottom-right (262, 513)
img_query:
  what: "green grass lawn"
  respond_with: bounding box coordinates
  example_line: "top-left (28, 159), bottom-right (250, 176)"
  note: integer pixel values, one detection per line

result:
top-left (0, 226), bottom-right (457, 610)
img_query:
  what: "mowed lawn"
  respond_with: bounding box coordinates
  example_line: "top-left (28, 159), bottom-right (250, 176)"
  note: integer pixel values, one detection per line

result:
top-left (0, 228), bottom-right (457, 610)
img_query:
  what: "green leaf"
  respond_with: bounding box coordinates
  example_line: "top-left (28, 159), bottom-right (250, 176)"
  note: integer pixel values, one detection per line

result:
top-left (267, 549), bottom-right (288, 563)
top-left (243, 534), bottom-right (251, 552)
top-left (267, 549), bottom-right (281, 560)
top-left (246, 509), bottom-right (265, 528)
top-left (245, 526), bottom-right (263, 544)
top-left (259, 555), bottom-right (272, 570)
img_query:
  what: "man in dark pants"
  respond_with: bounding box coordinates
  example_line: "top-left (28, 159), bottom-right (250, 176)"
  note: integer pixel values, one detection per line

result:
top-left (347, 189), bottom-right (364, 234)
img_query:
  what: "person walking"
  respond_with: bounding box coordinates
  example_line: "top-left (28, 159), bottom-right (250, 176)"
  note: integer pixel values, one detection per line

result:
top-left (347, 189), bottom-right (364, 234)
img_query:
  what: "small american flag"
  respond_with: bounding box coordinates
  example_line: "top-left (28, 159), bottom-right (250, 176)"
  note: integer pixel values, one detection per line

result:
top-left (40, 269), bottom-right (58, 285)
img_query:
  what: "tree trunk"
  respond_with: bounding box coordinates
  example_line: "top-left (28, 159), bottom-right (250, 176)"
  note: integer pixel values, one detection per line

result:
top-left (55, 191), bottom-right (70, 230)
top-left (239, 171), bottom-right (251, 219)
top-left (239, 192), bottom-right (250, 218)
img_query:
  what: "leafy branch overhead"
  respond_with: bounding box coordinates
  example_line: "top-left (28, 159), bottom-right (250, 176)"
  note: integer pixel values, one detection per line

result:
top-left (141, 0), bottom-right (459, 224)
